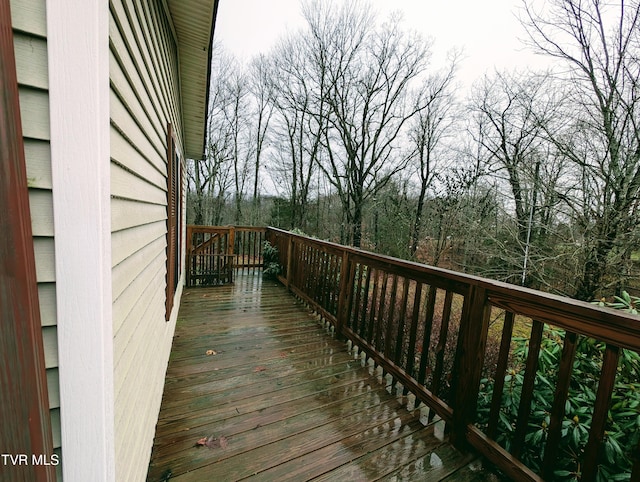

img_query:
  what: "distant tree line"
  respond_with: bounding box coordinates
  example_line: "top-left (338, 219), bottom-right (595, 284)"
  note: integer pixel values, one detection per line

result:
top-left (187, 0), bottom-right (640, 302)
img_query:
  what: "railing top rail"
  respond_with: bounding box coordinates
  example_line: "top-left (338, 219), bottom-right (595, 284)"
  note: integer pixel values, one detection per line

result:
top-left (266, 226), bottom-right (640, 352)
top-left (187, 225), bottom-right (232, 234)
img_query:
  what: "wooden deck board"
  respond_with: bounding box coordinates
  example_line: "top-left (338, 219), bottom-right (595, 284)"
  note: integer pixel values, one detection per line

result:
top-left (147, 275), bottom-right (491, 481)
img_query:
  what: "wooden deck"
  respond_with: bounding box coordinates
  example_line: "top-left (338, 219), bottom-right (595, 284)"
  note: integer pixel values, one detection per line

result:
top-left (147, 274), bottom-right (497, 481)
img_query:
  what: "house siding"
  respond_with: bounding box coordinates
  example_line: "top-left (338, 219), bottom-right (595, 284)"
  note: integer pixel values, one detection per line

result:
top-left (109, 0), bottom-right (184, 480)
top-left (10, 0), bottom-right (62, 479)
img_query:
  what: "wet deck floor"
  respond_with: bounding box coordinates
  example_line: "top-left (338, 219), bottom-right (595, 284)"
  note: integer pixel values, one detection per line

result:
top-left (147, 274), bottom-right (498, 481)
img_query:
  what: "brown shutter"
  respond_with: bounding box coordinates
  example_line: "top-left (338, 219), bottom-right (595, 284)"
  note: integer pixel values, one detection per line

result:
top-left (166, 124), bottom-right (181, 321)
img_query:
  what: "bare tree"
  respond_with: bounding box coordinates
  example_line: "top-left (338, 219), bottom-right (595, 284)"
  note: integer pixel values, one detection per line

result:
top-left (469, 70), bottom-right (566, 287)
top-left (408, 56), bottom-right (459, 257)
top-left (522, 0), bottom-right (640, 299)
top-left (190, 45), bottom-right (236, 225)
top-left (266, 29), bottom-right (329, 230)
top-left (247, 54), bottom-right (274, 223)
top-left (302, 1), bottom-right (433, 246)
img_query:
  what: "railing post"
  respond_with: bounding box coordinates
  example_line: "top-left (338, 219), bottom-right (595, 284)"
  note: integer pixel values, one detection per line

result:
top-left (451, 284), bottom-right (491, 450)
top-left (336, 251), bottom-right (353, 339)
top-left (186, 225), bottom-right (193, 287)
top-left (227, 226), bottom-right (235, 257)
top-left (285, 235), bottom-right (294, 289)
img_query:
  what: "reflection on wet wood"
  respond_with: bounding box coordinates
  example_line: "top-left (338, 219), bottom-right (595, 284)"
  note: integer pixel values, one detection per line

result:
top-left (146, 275), bottom-right (494, 481)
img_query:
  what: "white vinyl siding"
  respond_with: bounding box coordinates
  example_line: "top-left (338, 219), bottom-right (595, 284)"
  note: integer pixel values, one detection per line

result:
top-left (10, 0), bottom-right (62, 478)
top-left (109, 0), bottom-right (184, 480)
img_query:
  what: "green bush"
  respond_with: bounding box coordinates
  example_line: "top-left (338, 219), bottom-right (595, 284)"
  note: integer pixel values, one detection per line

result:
top-left (262, 241), bottom-right (282, 279)
top-left (477, 318), bottom-right (640, 480)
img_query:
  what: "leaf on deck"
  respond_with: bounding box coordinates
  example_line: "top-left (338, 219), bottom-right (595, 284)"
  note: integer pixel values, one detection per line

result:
top-left (195, 435), bottom-right (229, 449)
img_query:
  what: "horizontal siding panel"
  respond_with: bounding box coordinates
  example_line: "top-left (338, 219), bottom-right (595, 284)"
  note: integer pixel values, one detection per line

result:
top-left (110, 90), bottom-right (164, 171)
top-left (42, 325), bottom-right (58, 369)
top-left (115, 295), bottom-right (167, 482)
top-left (112, 253), bottom-right (164, 335)
top-left (47, 368), bottom-right (60, 409)
top-left (51, 409), bottom-right (61, 449)
top-left (9, 0), bottom-right (46, 37)
top-left (19, 88), bottom-right (50, 140)
top-left (33, 237), bottom-right (55, 282)
top-left (111, 125), bottom-right (165, 188)
top-left (111, 162), bottom-right (166, 205)
top-left (112, 235), bottom-right (165, 301)
top-left (112, 221), bottom-right (166, 267)
top-left (13, 32), bottom-right (48, 89)
top-left (109, 24), bottom-right (166, 152)
top-left (109, 50), bottom-right (164, 152)
top-left (132, 0), bottom-right (179, 138)
top-left (24, 139), bottom-right (52, 189)
top-left (114, 276), bottom-right (164, 389)
top-left (38, 282), bottom-right (56, 327)
top-left (109, 2), bottom-right (170, 141)
top-left (28, 189), bottom-right (54, 236)
top-left (111, 198), bottom-right (166, 232)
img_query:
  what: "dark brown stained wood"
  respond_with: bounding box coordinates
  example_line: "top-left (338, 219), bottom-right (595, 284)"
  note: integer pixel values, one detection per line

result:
top-left (487, 311), bottom-right (515, 439)
top-left (542, 330), bottom-right (577, 478)
top-left (512, 319), bottom-right (545, 459)
top-left (261, 227), bottom-right (639, 480)
top-left (335, 251), bottom-right (353, 338)
top-left (581, 344), bottom-right (620, 482)
top-left (166, 123), bottom-right (177, 319)
top-left (0, 2), bottom-right (55, 479)
top-left (451, 285), bottom-right (490, 448)
top-left (384, 273), bottom-right (399, 359)
top-left (466, 427), bottom-right (542, 482)
top-left (374, 271), bottom-right (390, 352)
top-left (405, 282), bottom-right (424, 386)
top-left (418, 285), bottom-right (438, 386)
top-left (393, 276), bottom-right (411, 366)
top-left (367, 268), bottom-right (381, 344)
top-left (147, 274), bottom-right (477, 481)
top-left (431, 290), bottom-right (454, 400)
top-left (268, 226), bottom-right (640, 351)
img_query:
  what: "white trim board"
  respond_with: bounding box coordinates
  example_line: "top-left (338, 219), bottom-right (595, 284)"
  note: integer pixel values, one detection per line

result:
top-left (47, 1), bottom-right (115, 480)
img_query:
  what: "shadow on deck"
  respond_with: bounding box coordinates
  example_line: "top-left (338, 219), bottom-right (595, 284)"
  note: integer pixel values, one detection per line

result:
top-left (147, 274), bottom-right (501, 481)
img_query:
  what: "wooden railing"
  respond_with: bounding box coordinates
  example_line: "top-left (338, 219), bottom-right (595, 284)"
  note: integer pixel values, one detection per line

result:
top-left (186, 226), bottom-right (266, 286)
top-left (265, 227), bottom-right (640, 481)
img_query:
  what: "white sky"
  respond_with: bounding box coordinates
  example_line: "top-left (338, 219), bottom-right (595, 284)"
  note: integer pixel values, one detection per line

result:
top-left (214, 0), bottom-right (552, 91)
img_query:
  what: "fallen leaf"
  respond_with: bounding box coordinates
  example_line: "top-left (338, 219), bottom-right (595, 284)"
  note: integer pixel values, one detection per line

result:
top-left (195, 435), bottom-right (229, 449)
top-left (205, 349), bottom-right (217, 356)
top-left (254, 366), bottom-right (267, 372)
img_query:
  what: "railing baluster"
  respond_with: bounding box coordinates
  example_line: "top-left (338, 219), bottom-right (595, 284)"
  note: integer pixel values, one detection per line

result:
top-left (349, 261), bottom-right (364, 334)
top-left (431, 290), bottom-right (453, 401)
top-left (367, 268), bottom-right (380, 345)
top-left (391, 277), bottom-right (409, 364)
top-left (405, 282), bottom-right (423, 388)
top-left (542, 330), bottom-right (577, 478)
top-left (512, 319), bottom-right (545, 459)
top-left (374, 272), bottom-right (389, 352)
top-left (417, 286), bottom-right (437, 386)
top-left (487, 310), bottom-right (515, 438)
top-left (581, 344), bottom-right (620, 482)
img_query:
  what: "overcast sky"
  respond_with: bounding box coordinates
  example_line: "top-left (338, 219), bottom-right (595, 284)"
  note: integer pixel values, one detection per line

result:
top-left (214, 0), bottom-right (552, 90)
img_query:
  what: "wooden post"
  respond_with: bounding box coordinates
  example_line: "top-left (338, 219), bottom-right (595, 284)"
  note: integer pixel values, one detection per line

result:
top-left (336, 250), bottom-right (353, 339)
top-left (286, 235), bottom-right (294, 289)
top-left (0, 0), bottom-right (55, 477)
top-left (451, 284), bottom-right (490, 449)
